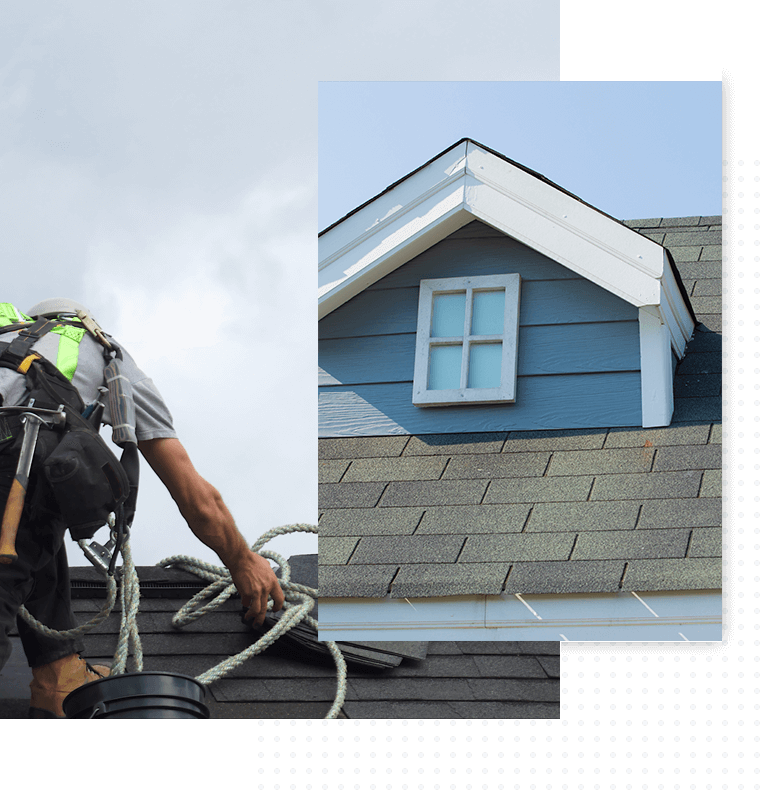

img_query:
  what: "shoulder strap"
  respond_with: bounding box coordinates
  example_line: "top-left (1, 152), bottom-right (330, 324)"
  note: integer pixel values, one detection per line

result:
top-left (0, 318), bottom-right (59, 374)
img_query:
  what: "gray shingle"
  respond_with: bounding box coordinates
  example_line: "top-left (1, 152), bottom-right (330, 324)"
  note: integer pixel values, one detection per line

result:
top-left (319, 564), bottom-right (397, 597)
top-left (348, 677), bottom-right (475, 701)
top-left (527, 500), bottom-right (640, 532)
top-left (318, 536), bottom-right (360, 565)
top-left (443, 452), bottom-right (549, 479)
top-left (485, 476), bottom-right (593, 504)
top-left (503, 429), bottom-right (607, 452)
top-left (318, 436), bottom-right (409, 460)
top-left (390, 563), bottom-right (509, 597)
top-left (709, 424), bottom-right (722, 444)
top-left (700, 469), bottom-right (722, 497)
top-left (689, 296), bottom-right (723, 316)
top-left (416, 504), bottom-right (531, 535)
top-left (605, 423), bottom-right (711, 448)
top-left (341, 456), bottom-right (447, 482)
top-left (670, 245), bottom-right (703, 262)
top-left (349, 534), bottom-right (465, 565)
top-left (653, 444), bottom-right (722, 472)
top-left (661, 216), bottom-right (701, 227)
top-left (671, 396), bottom-right (722, 423)
top-left (692, 279), bottom-right (722, 296)
top-left (676, 261), bottom-right (721, 279)
top-left (403, 433), bottom-right (507, 455)
top-left (319, 460), bottom-right (349, 484)
top-left (625, 217), bottom-right (662, 228)
top-left (319, 508), bottom-right (424, 537)
top-left (471, 655), bottom-right (550, 677)
top-left (638, 497), bottom-right (721, 529)
top-left (699, 215), bottom-right (722, 225)
top-left (504, 560), bottom-right (625, 594)
top-left (537, 655), bottom-right (560, 678)
top-left (673, 374), bottom-right (721, 398)
top-left (571, 528), bottom-right (691, 560)
top-left (663, 230), bottom-right (722, 246)
top-left (468, 678), bottom-right (560, 701)
top-left (547, 447), bottom-right (654, 476)
top-left (379, 479), bottom-right (488, 507)
top-left (319, 482), bottom-right (386, 509)
top-left (622, 558), bottom-right (721, 591)
top-left (590, 471), bottom-right (702, 500)
top-left (460, 533), bottom-right (574, 563)
top-left (677, 351), bottom-right (722, 375)
top-left (699, 245), bottom-right (723, 261)
top-left (689, 527), bottom-right (722, 557)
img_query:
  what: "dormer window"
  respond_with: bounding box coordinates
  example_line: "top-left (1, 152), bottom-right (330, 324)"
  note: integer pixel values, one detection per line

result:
top-left (412, 274), bottom-right (521, 406)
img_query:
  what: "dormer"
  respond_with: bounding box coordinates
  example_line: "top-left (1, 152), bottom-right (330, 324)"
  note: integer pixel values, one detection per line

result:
top-left (319, 139), bottom-right (696, 434)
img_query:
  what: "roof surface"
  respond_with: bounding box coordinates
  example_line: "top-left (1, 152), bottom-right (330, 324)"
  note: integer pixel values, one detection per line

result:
top-left (318, 216), bottom-right (722, 599)
top-left (0, 558), bottom-right (560, 719)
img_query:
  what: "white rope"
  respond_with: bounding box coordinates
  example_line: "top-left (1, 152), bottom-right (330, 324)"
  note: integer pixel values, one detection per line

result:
top-left (158, 523), bottom-right (348, 719)
top-left (20, 522), bottom-right (347, 719)
top-left (17, 562), bottom-right (118, 640)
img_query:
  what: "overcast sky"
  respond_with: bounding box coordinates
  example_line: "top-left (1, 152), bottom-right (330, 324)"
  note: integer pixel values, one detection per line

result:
top-left (1, 2), bottom-right (559, 568)
top-left (319, 81), bottom-right (721, 231)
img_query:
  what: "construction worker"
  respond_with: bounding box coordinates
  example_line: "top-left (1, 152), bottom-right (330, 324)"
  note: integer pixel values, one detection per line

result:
top-left (0, 299), bottom-right (285, 717)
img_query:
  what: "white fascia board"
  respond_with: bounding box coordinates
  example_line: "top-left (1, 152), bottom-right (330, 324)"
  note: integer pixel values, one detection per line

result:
top-left (319, 140), bottom-right (678, 319)
top-left (318, 590), bottom-right (722, 642)
top-left (463, 146), bottom-right (664, 307)
top-left (319, 142), bottom-right (470, 319)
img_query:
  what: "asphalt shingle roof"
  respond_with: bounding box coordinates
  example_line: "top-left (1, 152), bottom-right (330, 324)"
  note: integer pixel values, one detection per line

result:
top-left (319, 216), bottom-right (722, 598)
top-left (0, 558), bottom-right (560, 719)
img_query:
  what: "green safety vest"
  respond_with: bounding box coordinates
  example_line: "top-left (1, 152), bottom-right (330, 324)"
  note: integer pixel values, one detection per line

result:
top-left (0, 302), bottom-right (86, 381)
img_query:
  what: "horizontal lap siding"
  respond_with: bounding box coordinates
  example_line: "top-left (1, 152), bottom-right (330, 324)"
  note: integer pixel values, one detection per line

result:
top-left (319, 221), bottom-right (641, 437)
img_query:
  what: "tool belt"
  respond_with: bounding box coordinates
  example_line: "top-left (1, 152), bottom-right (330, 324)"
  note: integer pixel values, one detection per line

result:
top-left (0, 320), bottom-right (131, 541)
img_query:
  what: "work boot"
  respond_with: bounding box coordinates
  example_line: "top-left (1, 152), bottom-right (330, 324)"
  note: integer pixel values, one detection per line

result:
top-left (28, 653), bottom-right (111, 718)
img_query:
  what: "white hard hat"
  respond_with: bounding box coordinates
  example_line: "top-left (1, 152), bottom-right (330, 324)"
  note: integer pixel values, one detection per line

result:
top-left (26, 298), bottom-right (92, 320)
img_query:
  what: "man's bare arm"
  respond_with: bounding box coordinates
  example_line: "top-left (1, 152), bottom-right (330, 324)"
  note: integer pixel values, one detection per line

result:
top-left (137, 437), bottom-right (284, 625)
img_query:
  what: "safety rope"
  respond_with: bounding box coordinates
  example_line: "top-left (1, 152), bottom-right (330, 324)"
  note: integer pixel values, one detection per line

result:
top-left (18, 522), bottom-right (347, 719)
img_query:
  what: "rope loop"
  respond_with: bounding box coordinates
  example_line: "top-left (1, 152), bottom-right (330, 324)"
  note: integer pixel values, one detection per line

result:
top-left (19, 522), bottom-right (345, 718)
top-left (158, 523), bottom-right (347, 718)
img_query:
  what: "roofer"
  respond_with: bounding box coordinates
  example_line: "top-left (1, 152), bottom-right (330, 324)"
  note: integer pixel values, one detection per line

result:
top-left (0, 299), bottom-right (285, 718)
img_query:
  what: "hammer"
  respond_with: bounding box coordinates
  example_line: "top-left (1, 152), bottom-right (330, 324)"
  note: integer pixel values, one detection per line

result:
top-left (0, 408), bottom-right (65, 564)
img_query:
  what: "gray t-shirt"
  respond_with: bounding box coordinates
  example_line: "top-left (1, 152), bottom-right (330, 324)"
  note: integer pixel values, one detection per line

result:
top-left (0, 330), bottom-right (177, 442)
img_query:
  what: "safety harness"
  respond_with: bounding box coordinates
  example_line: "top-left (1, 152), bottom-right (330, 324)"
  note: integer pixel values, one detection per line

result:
top-left (0, 304), bottom-right (139, 576)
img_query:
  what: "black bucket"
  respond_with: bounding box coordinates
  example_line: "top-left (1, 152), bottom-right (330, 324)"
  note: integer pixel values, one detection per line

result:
top-left (62, 671), bottom-right (210, 719)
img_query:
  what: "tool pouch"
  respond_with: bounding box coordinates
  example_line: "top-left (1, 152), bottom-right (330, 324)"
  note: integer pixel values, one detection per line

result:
top-left (6, 356), bottom-right (131, 541)
top-left (42, 418), bottom-right (130, 540)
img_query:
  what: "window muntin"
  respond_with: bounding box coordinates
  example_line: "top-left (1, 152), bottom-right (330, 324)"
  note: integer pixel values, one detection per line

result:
top-left (413, 274), bottom-right (520, 406)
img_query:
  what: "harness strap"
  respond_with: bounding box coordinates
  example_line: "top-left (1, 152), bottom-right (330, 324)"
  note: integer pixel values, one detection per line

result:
top-left (0, 318), bottom-right (87, 381)
top-left (0, 319), bottom-right (58, 372)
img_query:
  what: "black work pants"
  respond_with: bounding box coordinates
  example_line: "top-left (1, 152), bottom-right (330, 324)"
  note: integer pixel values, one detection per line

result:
top-left (0, 459), bottom-right (84, 673)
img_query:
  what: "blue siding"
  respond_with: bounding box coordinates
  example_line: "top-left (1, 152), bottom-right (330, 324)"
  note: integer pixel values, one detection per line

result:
top-left (319, 221), bottom-right (642, 437)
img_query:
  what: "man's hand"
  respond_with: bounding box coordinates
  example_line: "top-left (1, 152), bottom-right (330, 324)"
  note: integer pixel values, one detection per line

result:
top-left (228, 549), bottom-right (286, 626)
top-left (138, 438), bottom-right (286, 626)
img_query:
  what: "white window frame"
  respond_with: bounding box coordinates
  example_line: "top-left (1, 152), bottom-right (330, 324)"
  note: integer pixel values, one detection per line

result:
top-left (412, 274), bottom-right (521, 407)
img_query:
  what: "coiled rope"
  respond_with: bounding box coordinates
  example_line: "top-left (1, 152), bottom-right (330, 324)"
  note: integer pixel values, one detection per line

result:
top-left (19, 523), bottom-right (347, 719)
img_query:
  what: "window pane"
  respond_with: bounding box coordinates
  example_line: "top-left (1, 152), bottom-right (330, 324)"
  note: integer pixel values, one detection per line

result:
top-left (471, 289), bottom-right (505, 335)
top-left (431, 292), bottom-right (465, 337)
top-left (429, 344), bottom-right (462, 390)
top-left (468, 343), bottom-right (502, 388)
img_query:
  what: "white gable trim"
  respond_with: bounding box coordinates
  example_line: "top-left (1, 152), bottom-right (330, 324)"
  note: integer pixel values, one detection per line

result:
top-left (318, 590), bottom-right (722, 642)
top-left (319, 139), bottom-right (697, 427)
